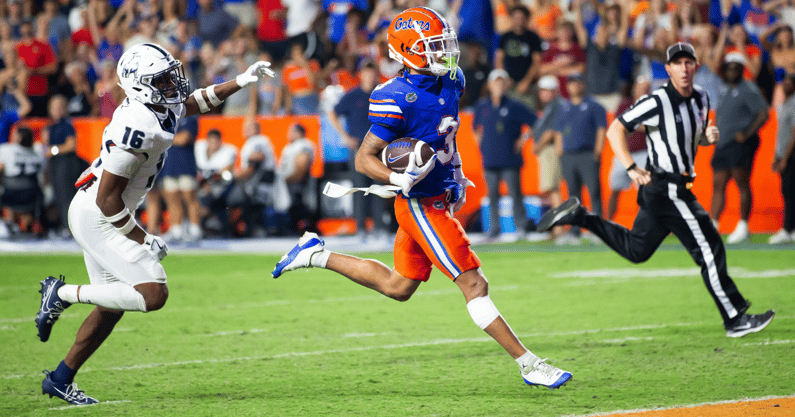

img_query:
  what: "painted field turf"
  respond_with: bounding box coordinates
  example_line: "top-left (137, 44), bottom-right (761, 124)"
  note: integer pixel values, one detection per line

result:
top-left (1, 247), bottom-right (793, 416)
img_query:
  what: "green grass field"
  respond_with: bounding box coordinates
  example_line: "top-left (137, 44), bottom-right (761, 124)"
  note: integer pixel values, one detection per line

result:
top-left (2, 242), bottom-right (794, 417)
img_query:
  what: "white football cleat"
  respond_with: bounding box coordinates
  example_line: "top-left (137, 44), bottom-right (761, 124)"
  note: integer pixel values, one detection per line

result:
top-left (272, 232), bottom-right (326, 278)
top-left (727, 220), bottom-right (750, 244)
top-left (768, 229), bottom-right (793, 245)
top-left (520, 358), bottom-right (572, 390)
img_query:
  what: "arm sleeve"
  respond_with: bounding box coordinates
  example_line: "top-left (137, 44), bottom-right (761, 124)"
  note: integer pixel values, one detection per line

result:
top-left (367, 89), bottom-right (405, 141)
top-left (618, 94), bottom-right (659, 131)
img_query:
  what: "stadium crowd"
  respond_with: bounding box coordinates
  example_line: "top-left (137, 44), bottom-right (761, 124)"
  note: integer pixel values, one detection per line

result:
top-left (0, 0), bottom-right (793, 244)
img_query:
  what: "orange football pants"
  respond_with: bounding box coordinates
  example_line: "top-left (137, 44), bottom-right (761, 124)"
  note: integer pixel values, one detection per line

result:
top-left (393, 194), bottom-right (481, 281)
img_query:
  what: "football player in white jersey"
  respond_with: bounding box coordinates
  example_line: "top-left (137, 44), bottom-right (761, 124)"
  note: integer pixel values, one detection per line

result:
top-left (34, 43), bottom-right (274, 405)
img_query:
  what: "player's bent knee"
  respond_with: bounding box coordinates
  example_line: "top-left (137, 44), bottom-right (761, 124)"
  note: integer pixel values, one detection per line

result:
top-left (456, 269), bottom-right (489, 301)
top-left (135, 283), bottom-right (169, 312)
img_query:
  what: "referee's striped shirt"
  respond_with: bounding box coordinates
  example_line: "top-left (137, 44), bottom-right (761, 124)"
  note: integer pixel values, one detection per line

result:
top-left (618, 82), bottom-right (710, 175)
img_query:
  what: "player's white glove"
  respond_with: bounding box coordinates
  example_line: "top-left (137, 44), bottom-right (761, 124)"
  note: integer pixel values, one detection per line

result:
top-left (143, 234), bottom-right (168, 261)
top-left (389, 152), bottom-right (437, 197)
top-left (236, 61), bottom-right (276, 88)
top-left (451, 152), bottom-right (474, 212)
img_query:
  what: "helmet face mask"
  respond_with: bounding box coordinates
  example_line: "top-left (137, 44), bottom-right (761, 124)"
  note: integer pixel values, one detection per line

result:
top-left (117, 43), bottom-right (189, 108)
top-left (388, 7), bottom-right (460, 78)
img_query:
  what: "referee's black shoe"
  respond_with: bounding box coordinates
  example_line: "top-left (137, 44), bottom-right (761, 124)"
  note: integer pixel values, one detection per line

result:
top-left (537, 197), bottom-right (585, 232)
top-left (725, 310), bottom-right (775, 338)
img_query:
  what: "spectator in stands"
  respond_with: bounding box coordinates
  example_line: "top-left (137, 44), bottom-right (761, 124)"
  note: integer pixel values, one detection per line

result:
top-left (0, 126), bottom-right (44, 238)
top-left (233, 117), bottom-right (281, 237)
top-left (727, 0), bottom-right (777, 45)
top-left (15, 19), bottom-right (57, 117)
top-left (323, 0), bottom-right (369, 45)
top-left (59, 60), bottom-right (98, 117)
top-left (282, 0), bottom-right (322, 60)
top-left (256, 0), bottom-right (288, 62)
top-left (494, 5), bottom-right (543, 99)
top-left (222, 31), bottom-right (259, 116)
top-left (761, 23), bottom-right (795, 106)
top-left (574, 0), bottom-right (628, 113)
top-left (278, 122), bottom-right (315, 234)
top-left (86, 0), bottom-right (127, 63)
top-left (160, 113), bottom-right (203, 244)
top-left (197, 0), bottom-right (240, 47)
top-left (95, 59), bottom-right (123, 118)
top-left (532, 75), bottom-right (565, 240)
top-left (282, 41), bottom-right (321, 115)
top-left (328, 60), bottom-right (387, 241)
top-left (474, 69), bottom-right (536, 240)
top-left (42, 95), bottom-right (87, 238)
top-left (711, 53), bottom-right (769, 244)
top-left (125, 12), bottom-right (167, 50)
top-left (693, 24), bottom-right (723, 107)
top-left (0, 52), bottom-right (31, 144)
top-left (721, 23), bottom-right (762, 81)
top-left (195, 129), bottom-right (239, 236)
top-left (336, 7), bottom-right (369, 71)
top-left (770, 74), bottom-right (795, 244)
top-left (540, 21), bottom-right (586, 99)
top-left (37, 0), bottom-right (71, 58)
top-left (251, 50), bottom-right (284, 115)
top-left (159, 0), bottom-right (182, 43)
top-left (553, 74), bottom-right (606, 241)
top-left (460, 41), bottom-right (490, 109)
top-left (224, 0), bottom-right (258, 28)
top-left (5, 0), bottom-right (29, 39)
top-left (607, 77), bottom-right (650, 221)
top-left (530, 0), bottom-right (562, 42)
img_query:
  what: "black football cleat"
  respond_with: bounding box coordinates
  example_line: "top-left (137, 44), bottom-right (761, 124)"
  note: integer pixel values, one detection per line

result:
top-left (725, 310), bottom-right (775, 338)
top-left (42, 370), bottom-right (98, 405)
top-left (35, 276), bottom-right (71, 342)
top-left (536, 197), bottom-right (586, 232)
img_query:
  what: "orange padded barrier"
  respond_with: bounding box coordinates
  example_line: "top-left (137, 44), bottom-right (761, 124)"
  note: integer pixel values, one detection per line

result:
top-left (16, 110), bottom-right (784, 234)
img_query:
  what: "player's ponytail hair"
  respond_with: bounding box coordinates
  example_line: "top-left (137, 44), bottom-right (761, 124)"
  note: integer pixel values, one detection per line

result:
top-left (398, 65), bottom-right (408, 76)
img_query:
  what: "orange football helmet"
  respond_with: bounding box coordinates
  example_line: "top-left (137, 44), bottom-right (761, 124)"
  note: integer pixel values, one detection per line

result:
top-left (387, 7), bottom-right (460, 77)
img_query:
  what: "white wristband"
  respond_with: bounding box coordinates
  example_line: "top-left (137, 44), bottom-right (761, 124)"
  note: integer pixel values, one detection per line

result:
top-left (207, 84), bottom-right (223, 106)
top-left (192, 89), bottom-right (210, 113)
top-left (105, 207), bottom-right (131, 223)
top-left (115, 215), bottom-right (137, 235)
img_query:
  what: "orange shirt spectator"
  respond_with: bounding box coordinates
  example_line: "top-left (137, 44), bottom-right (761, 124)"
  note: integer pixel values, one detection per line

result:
top-left (725, 44), bottom-right (762, 80)
top-left (282, 59), bottom-right (321, 96)
top-left (532, 3), bottom-right (562, 41)
top-left (330, 68), bottom-right (359, 92)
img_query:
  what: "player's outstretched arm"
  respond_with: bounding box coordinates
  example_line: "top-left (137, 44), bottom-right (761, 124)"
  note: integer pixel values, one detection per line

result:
top-left (185, 61), bottom-right (275, 117)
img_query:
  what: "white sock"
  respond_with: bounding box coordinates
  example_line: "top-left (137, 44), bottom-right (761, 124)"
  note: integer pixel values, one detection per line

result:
top-left (516, 351), bottom-right (539, 367)
top-left (310, 249), bottom-right (331, 268)
top-left (57, 284), bottom-right (80, 304)
top-left (60, 283), bottom-right (147, 312)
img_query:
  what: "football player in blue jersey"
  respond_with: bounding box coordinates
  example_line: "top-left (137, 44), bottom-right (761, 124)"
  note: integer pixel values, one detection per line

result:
top-left (274, 7), bottom-right (572, 389)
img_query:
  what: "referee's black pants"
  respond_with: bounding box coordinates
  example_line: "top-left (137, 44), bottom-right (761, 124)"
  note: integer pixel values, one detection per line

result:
top-left (577, 175), bottom-right (749, 325)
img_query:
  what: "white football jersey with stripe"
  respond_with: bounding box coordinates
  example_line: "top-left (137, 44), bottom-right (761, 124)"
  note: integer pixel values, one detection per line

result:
top-left (88, 98), bottom-right (185, 210)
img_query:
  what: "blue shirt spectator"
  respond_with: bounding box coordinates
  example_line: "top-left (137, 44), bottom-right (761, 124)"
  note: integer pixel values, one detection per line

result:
top-left (332, 87), bottom-right (371, 141)
top-left (0, 111), bottom-right (20, 145)
top-left (556, 96), bottom-right (607, 153)
top-left (47, 118), bottom-right (76, 147)
top-left (198, 0), bottom-right (239, 47)
top-left (727, 0), bottom-right (776, 45)
top-left (160, 115), bottom-right (199, 178)
top-left (473, 95), bottom-right (536, 169)
top-left (323, 0), bottom-right (369, 44)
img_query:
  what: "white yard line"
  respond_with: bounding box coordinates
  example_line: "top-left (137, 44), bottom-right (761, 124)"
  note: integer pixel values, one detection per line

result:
top-left (552, 267), bottom-right (795, 279)
top-left (566, 394), bottom-right (795, 417)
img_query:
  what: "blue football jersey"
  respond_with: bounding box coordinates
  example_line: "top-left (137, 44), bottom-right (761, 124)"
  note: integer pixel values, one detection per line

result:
top-left (368, 69), bottom-right (466, 199)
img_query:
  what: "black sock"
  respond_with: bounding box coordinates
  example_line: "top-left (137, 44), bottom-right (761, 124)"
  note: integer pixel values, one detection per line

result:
top-left (51, 360), bottom-right (77, 384)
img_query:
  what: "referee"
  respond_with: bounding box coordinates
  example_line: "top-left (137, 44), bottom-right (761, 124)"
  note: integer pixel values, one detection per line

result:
top-left (537, 42), bottom-right (775, 338)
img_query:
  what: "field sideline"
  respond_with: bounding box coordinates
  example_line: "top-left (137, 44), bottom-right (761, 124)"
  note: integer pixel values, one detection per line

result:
top-left (2, 242), bottom-right (793, 416)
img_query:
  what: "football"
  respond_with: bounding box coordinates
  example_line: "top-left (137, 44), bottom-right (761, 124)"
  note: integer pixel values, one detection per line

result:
top-left (381, 138), bottom-right (435, 173)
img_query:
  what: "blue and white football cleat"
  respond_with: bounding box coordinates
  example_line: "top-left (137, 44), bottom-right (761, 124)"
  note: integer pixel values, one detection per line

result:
top-left (35, 275), bottom-right (71, 342)
top-left (520, 358), bottom-right (572, 390)
top-left (42, 370), bottom-right (98, 405)
top-left (272, 232), bottom-right (326, 278)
